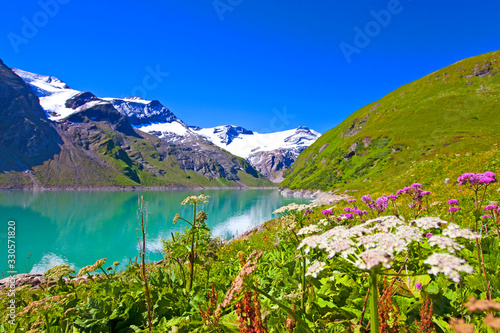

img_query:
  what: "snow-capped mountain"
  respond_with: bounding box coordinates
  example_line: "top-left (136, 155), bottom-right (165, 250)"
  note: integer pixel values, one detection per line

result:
top-left (191, 125), bottom-right (321, 181)
top-left (13, 68), bottom-right (321, 181)
top-left (13, 68), bottom-right (191, 141)
top-left (191, 125), bottom-right (320, 159)
top-left (104, 97), bottom-right (190, 139)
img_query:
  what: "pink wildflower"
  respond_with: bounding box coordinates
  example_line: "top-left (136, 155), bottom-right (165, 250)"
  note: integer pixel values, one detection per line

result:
top-left (458, 172), bottom-right (497, 186)
top-left (321, 209), bottom-right (333, 217)
top-left (484, 205), bottom-right (498, 211)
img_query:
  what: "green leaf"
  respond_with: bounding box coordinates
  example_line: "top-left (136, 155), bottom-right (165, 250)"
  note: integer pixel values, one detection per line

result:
top-left (425, 281), bottom-right (440, 294)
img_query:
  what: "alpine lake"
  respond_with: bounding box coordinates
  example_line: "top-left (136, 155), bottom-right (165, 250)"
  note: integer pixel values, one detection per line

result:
top-left (0, 189), bottom-right (311, 276)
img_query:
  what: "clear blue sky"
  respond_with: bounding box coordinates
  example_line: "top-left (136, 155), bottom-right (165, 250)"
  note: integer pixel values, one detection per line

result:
top-left (1, 0), bottom-right (499, 133)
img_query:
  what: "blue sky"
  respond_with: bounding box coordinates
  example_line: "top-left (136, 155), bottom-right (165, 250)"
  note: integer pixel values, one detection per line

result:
top-left (1, 0), bottom-right (499, 133)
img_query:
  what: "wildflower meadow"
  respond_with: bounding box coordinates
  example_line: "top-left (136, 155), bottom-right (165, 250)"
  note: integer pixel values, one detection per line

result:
top-left (2, 172), bottom-right (500, 332)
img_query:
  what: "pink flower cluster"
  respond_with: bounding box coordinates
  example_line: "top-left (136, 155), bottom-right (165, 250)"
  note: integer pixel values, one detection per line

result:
top-left (362, 194), bottom-right (389, 213)
top-left (396, 183), bottom-right (430, 201)
top-left (337, 198), bottom-right (368, 221)
top-left (457, 172), bottom-right (496, 186)
top-left (321, 209), bottom-right (334, 217)
top-left (447, 199), bottom-right (461, 213)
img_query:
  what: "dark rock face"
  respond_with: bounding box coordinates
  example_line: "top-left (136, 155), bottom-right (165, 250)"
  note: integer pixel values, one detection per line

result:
top-left (65, 91), bottom-right (100, 109)
top-left (341, 114), bottom-right (370, 138)
top-left (66, 102), bottom-right (123, 124)
top-left (247, 148), bottom-right (299, 182)
top-left (65, 101), bottom-right (140, 137)
top-left (0, 59), bottom-right (62, 171)
top-left (166, 138), bottom-right (254, 182)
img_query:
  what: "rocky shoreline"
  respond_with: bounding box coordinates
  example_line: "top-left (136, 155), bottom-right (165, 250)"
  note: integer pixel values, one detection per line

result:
top-left (279, 188), bottom-right (352, 205)
top-left (0, 273), bottom-right (90, 290)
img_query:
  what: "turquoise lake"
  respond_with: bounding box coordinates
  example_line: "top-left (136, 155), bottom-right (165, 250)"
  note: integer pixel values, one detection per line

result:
top-left (0, 190), bottom-right (310, 276)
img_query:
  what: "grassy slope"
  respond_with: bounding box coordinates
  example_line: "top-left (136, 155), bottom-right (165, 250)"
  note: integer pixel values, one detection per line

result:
top-left (281, 51), bottom-right (500, 192)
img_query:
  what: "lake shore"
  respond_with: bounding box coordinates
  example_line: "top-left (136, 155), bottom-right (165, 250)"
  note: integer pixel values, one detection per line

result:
top-left (279, 188), bottom-right (352, 205)
top-left (0, 185), bottom-right (279, 192)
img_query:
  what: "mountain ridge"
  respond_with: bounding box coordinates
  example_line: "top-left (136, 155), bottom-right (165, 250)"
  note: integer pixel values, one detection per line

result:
top-left (1, 62), bottom-right (272, 188)
top-left (12, 67), bottom-right (321, 182)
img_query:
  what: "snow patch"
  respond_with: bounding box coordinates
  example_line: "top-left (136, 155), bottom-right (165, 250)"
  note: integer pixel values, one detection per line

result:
top-left (138, 121), bottom-right (189, 137)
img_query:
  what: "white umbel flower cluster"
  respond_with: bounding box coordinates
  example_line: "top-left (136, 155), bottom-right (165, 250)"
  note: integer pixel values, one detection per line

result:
top-left (355, 249), bottom-right (392, 270)
top-left (297, 224), bottom-right (320, 235)
top-left (305, 261), bottom-right (326, 278)
top-left (443, 223), bottom-right (480, 239)
top-left (299, 215), bottom-right (476, 282)
top-left (410, 216), bottom-right (447, 229)
top-left (428, 235), bottom-right (463, 253)
top-left (273, 203), bottom-right (317, 215)
top-left (424, 253), bottom-right (474, 283)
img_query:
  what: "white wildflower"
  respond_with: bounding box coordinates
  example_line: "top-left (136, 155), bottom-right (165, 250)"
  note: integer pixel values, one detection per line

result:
top-left (319, 218), bottom-right (329, 226)
top-left (340, 246), bottom-right (357, 259)
top-left (323, 238), bottom-right (355, 258)
top-left (348, 225), bottom-right (372, 238)
top-left (369, 216), bottom-right (405, 231)
top-left (424, 252), bottom-right (474, 282)
top-left (428, 235), bottom-right (463, 253)
top-left (355, 249), bottom-right (393, 270)
top-left (181, 194), bottom-right (210, 205)
top-left (357, 233), bottom-right (407, 253)
top-left (412, 217), bottom-right (447, 230)
top-left (298, 215), bottom-right (474, 278)
top-left (395, 225), bottom-right (422, 242)
top-left (273, 203), bottom-right (317, 214)
top-left (297, 224), bottom-right (320, 236)
top-left (443, 223), bottom-right (479, 239)
top-left (305, 261), bottom-right (326, 278)
top-left (298, 235), bottom-right (322, 253)
top-left (321, 226), bottom-right (350, 240)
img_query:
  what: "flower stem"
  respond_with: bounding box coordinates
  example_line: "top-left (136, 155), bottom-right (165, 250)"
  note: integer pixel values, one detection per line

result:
top-left (250, 284), bottom-right (313, 333)
top-left (493, 210), bottom-right (500, 241)
top-left (301, 255), bottom-right (306, 311)
top-left (189, 203), bottom-right (197, 291)
top-left (369, 269), bottom-right (379, 333)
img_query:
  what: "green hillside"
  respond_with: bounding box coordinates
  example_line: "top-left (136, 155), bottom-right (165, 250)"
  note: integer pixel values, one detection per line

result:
top-left (281, 50), bottom-right (500, 191)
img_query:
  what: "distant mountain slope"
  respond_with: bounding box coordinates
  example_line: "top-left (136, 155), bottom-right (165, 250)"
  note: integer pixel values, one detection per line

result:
top-left (191, 125), bottom-right (321, 181)
top-left (13, 68), bottom-right (321, 181)
top-left (281, 50), bottom-right (500, 191)
top-left (1, 62), bottom-right (271, 188)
